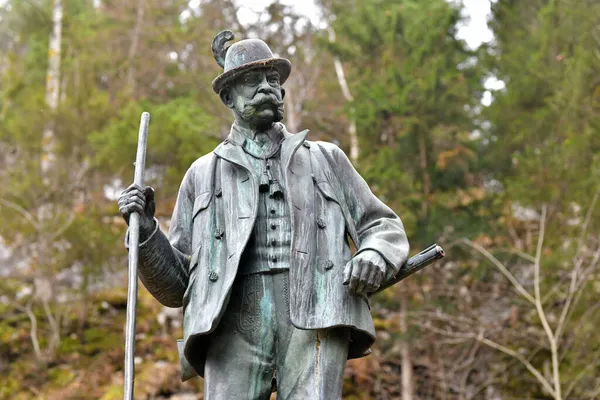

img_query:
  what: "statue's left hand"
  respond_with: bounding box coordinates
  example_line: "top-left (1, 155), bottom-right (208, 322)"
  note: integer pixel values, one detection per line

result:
top-left (343, 250), bottom-right (387, 296)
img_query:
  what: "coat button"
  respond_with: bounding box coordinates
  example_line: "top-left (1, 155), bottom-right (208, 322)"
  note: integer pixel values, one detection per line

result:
top-left (316, 217), bottom-right (326, 228)
top-left (215, 229), bottom-right (224, 239)
top-left (324, 260), bottom-right (334, 270)
top-left (216, 188), bottom-right (222, 197)
top-left (209, 271), bottom-right (218, 282)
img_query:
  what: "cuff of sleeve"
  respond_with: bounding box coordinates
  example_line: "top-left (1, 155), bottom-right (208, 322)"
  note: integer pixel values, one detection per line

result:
top-left (124, 217), bottom-right (160, 249)
top-left (355, 247), bottom-right (399, 279)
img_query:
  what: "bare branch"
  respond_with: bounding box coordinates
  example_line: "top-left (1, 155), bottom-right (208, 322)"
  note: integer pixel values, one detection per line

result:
top-left (532, 205), bottom-right (561, 400)
top-left (14, 300), bottom-right (43, 364)
top-left (478, 335), bottom-right (556, 398)
top-left (588, 384), bottom-right (600, 399)
top-left (460, 238), bottom-right (536, 305)
top-left (418, 322), bottom-right (556, 398)
top-left (554, 254), bottom-right (584, 344)
top-left (575, 189), bottom-right (599, 259)
top-left (0, 198), bottom-right (40, 231)
top-left (499, 248), bottom-right (536, 263)
top-left (458, 340), bottom-right (481, 399)
top-left (564, 363), bottom-right (595, 398)
top-left (47, 211), bottom-right (75, 242)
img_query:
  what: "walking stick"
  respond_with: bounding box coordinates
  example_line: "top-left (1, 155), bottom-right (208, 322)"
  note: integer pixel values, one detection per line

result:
top-left (123, 112), bottom-right (150, 400)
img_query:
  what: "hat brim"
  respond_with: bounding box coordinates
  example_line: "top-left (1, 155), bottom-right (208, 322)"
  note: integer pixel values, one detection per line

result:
top-left (212, 58), bottom-right (292, 94)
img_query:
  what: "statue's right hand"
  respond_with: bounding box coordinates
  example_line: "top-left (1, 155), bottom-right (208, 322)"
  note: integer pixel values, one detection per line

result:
top-left (118, 184), bottom-right (156, 235)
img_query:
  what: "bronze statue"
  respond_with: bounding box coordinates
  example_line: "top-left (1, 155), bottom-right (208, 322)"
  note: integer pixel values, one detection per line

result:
top-left (118, 30), bottom-right (442, 399)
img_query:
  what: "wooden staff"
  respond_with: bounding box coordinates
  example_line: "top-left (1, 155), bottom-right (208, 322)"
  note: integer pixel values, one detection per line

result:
top-left (124, 112), bottom-right (150, 400)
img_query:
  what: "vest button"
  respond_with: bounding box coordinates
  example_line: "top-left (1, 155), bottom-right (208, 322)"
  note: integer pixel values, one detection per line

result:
top-left (209, 271), bottom-right (218, 282)
top-left (270, 223), bottom-right (277, 230)
top-left (271, 255), bottom-right (278, 263)
top-left (317, 217), bottom-right (326, 228)
top-left (270, 208), bottom-right (276, 214)
top-left (324, 260), bottom-right (334, 270)
top-left (270, 238), bottom-right (276, 246)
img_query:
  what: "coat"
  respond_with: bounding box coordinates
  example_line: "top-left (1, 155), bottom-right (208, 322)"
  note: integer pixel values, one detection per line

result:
top-left (131, 124), bottom-right (409, 380)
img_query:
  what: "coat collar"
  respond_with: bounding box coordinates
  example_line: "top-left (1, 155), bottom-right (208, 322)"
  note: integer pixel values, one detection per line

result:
top-left (228, 121), bottom-right (283, 144)
top-left (214, 122), bottom-right (309, 175)
top-left (280, 124), bottom-right (310, 172)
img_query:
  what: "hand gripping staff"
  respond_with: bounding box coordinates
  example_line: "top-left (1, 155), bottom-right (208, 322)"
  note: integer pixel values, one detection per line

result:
top-left (123, 112), bottom-right (150, 400)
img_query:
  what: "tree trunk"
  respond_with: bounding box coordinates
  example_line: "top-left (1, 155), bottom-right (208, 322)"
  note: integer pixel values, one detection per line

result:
top-left (41, 0), bottom-right (63, 182)
top-left (418, 131), bottom-right (431, 217)
top-left (400, 291), bottom-right (414, 400)
top-left (284, 81), bottom-right (300, 133)
top-left (36, 0), bottom-right (64, 363)
top-left (126, 0), bottom-right (145, 94)
top-left (328, 26), bottom-right (359, 163)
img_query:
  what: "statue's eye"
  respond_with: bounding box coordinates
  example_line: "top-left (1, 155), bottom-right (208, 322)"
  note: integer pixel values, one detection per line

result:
top-left (243, 74), bottom-right (261, 85)
top-left (267, 75), bottom-right (280, 86)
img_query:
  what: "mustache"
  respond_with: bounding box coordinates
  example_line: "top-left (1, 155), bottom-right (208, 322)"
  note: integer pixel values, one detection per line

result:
top-left (241, 93), bottom-right (285, 123)
top-left (245, 93), bottom-right (284, 108)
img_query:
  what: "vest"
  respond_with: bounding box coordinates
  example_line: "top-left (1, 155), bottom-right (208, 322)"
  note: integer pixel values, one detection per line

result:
top-left (236, 133), bottom-right (292, 275)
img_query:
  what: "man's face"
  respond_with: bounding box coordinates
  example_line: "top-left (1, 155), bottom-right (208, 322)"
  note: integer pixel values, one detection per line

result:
top-left (226, 69), bottom-right (285, 130)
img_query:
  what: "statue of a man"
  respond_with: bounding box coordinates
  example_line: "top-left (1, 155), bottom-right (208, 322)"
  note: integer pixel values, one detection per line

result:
top-left (118, 31), bottom-right (409, 399)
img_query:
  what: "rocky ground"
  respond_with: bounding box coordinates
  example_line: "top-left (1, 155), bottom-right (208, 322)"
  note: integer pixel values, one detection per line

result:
top-left (1, 284), bottom-right (412, 400)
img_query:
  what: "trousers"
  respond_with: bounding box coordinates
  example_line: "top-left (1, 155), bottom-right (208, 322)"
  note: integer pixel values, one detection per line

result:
top-left (203, 270), bottom-right (350, 400)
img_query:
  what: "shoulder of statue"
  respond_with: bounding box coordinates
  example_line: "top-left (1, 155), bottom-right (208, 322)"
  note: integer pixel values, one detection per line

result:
top-left (312, 140), bottom-right (344, 160)
top-left (187, 151), bottom-right (218, 180)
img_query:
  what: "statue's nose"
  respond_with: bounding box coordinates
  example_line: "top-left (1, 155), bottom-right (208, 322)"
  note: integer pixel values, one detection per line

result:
top-left (257, 75), bottom-right (272, 94)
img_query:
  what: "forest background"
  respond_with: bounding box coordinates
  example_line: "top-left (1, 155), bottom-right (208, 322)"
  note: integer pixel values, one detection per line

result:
top-left (1, 0), bottom-right (599, 399)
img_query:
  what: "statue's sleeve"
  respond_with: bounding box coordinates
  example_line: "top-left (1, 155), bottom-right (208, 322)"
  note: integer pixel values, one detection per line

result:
top-left (325, 143), bottom-right (410, 277)
top-left (125, 168), bottom-right (194, 308)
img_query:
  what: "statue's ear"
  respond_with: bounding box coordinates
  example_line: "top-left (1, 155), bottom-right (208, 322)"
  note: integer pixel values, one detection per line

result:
top-left (281, 88), bottom-right (286, 100)
top-left (219, 87), bottom-right (235, 109)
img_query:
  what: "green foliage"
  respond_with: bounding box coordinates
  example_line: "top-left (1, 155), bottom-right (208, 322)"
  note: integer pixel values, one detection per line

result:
top-left (91, 97), bottom-right (220, 194)
top-left (325, 0), bottom-right (488, 246)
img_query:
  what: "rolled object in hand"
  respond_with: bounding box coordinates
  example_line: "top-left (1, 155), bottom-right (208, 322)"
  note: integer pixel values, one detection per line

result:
top-left (372, 243), bottom-right (445, 295)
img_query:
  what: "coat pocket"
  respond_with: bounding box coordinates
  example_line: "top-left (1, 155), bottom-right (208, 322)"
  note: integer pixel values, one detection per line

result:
top-left (192, 191), bottom-right (212, 220)
top-left (192, 191), bottom-right (212, 250)
top-left (315, 180), bottom-right (341, 205)
top-left (183, 245), bottom-right (201, 309)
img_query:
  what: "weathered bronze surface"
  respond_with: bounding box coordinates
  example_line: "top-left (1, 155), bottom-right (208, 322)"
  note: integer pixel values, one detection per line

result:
top-left (118, 30), bottom-right (423, 399)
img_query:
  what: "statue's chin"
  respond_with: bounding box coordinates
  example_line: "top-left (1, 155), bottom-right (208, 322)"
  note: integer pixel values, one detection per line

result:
top-left (247, 109), bottom-right (281, 130)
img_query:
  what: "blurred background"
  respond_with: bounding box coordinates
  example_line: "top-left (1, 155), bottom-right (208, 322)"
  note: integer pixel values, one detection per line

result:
top-left (1, 0), bottom-right (599, 398)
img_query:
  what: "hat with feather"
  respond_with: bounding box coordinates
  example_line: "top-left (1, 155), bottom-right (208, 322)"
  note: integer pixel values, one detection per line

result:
top-left (211, 30), bottom-right (292, 94)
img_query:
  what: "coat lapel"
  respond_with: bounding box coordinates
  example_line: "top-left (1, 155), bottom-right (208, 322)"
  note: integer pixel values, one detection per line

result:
top-left (213, 140), bottom-right (254, 175)
top-left (281, 127), bottom-right (310, 173)
top-left (214, 140), bottom-right (258, 262)
top-left (280, 127), bottom-right (314, 258)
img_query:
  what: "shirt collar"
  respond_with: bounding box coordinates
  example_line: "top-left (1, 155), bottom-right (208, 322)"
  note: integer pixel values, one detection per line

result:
top-left (229, 121), bottom-right (284, 147)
